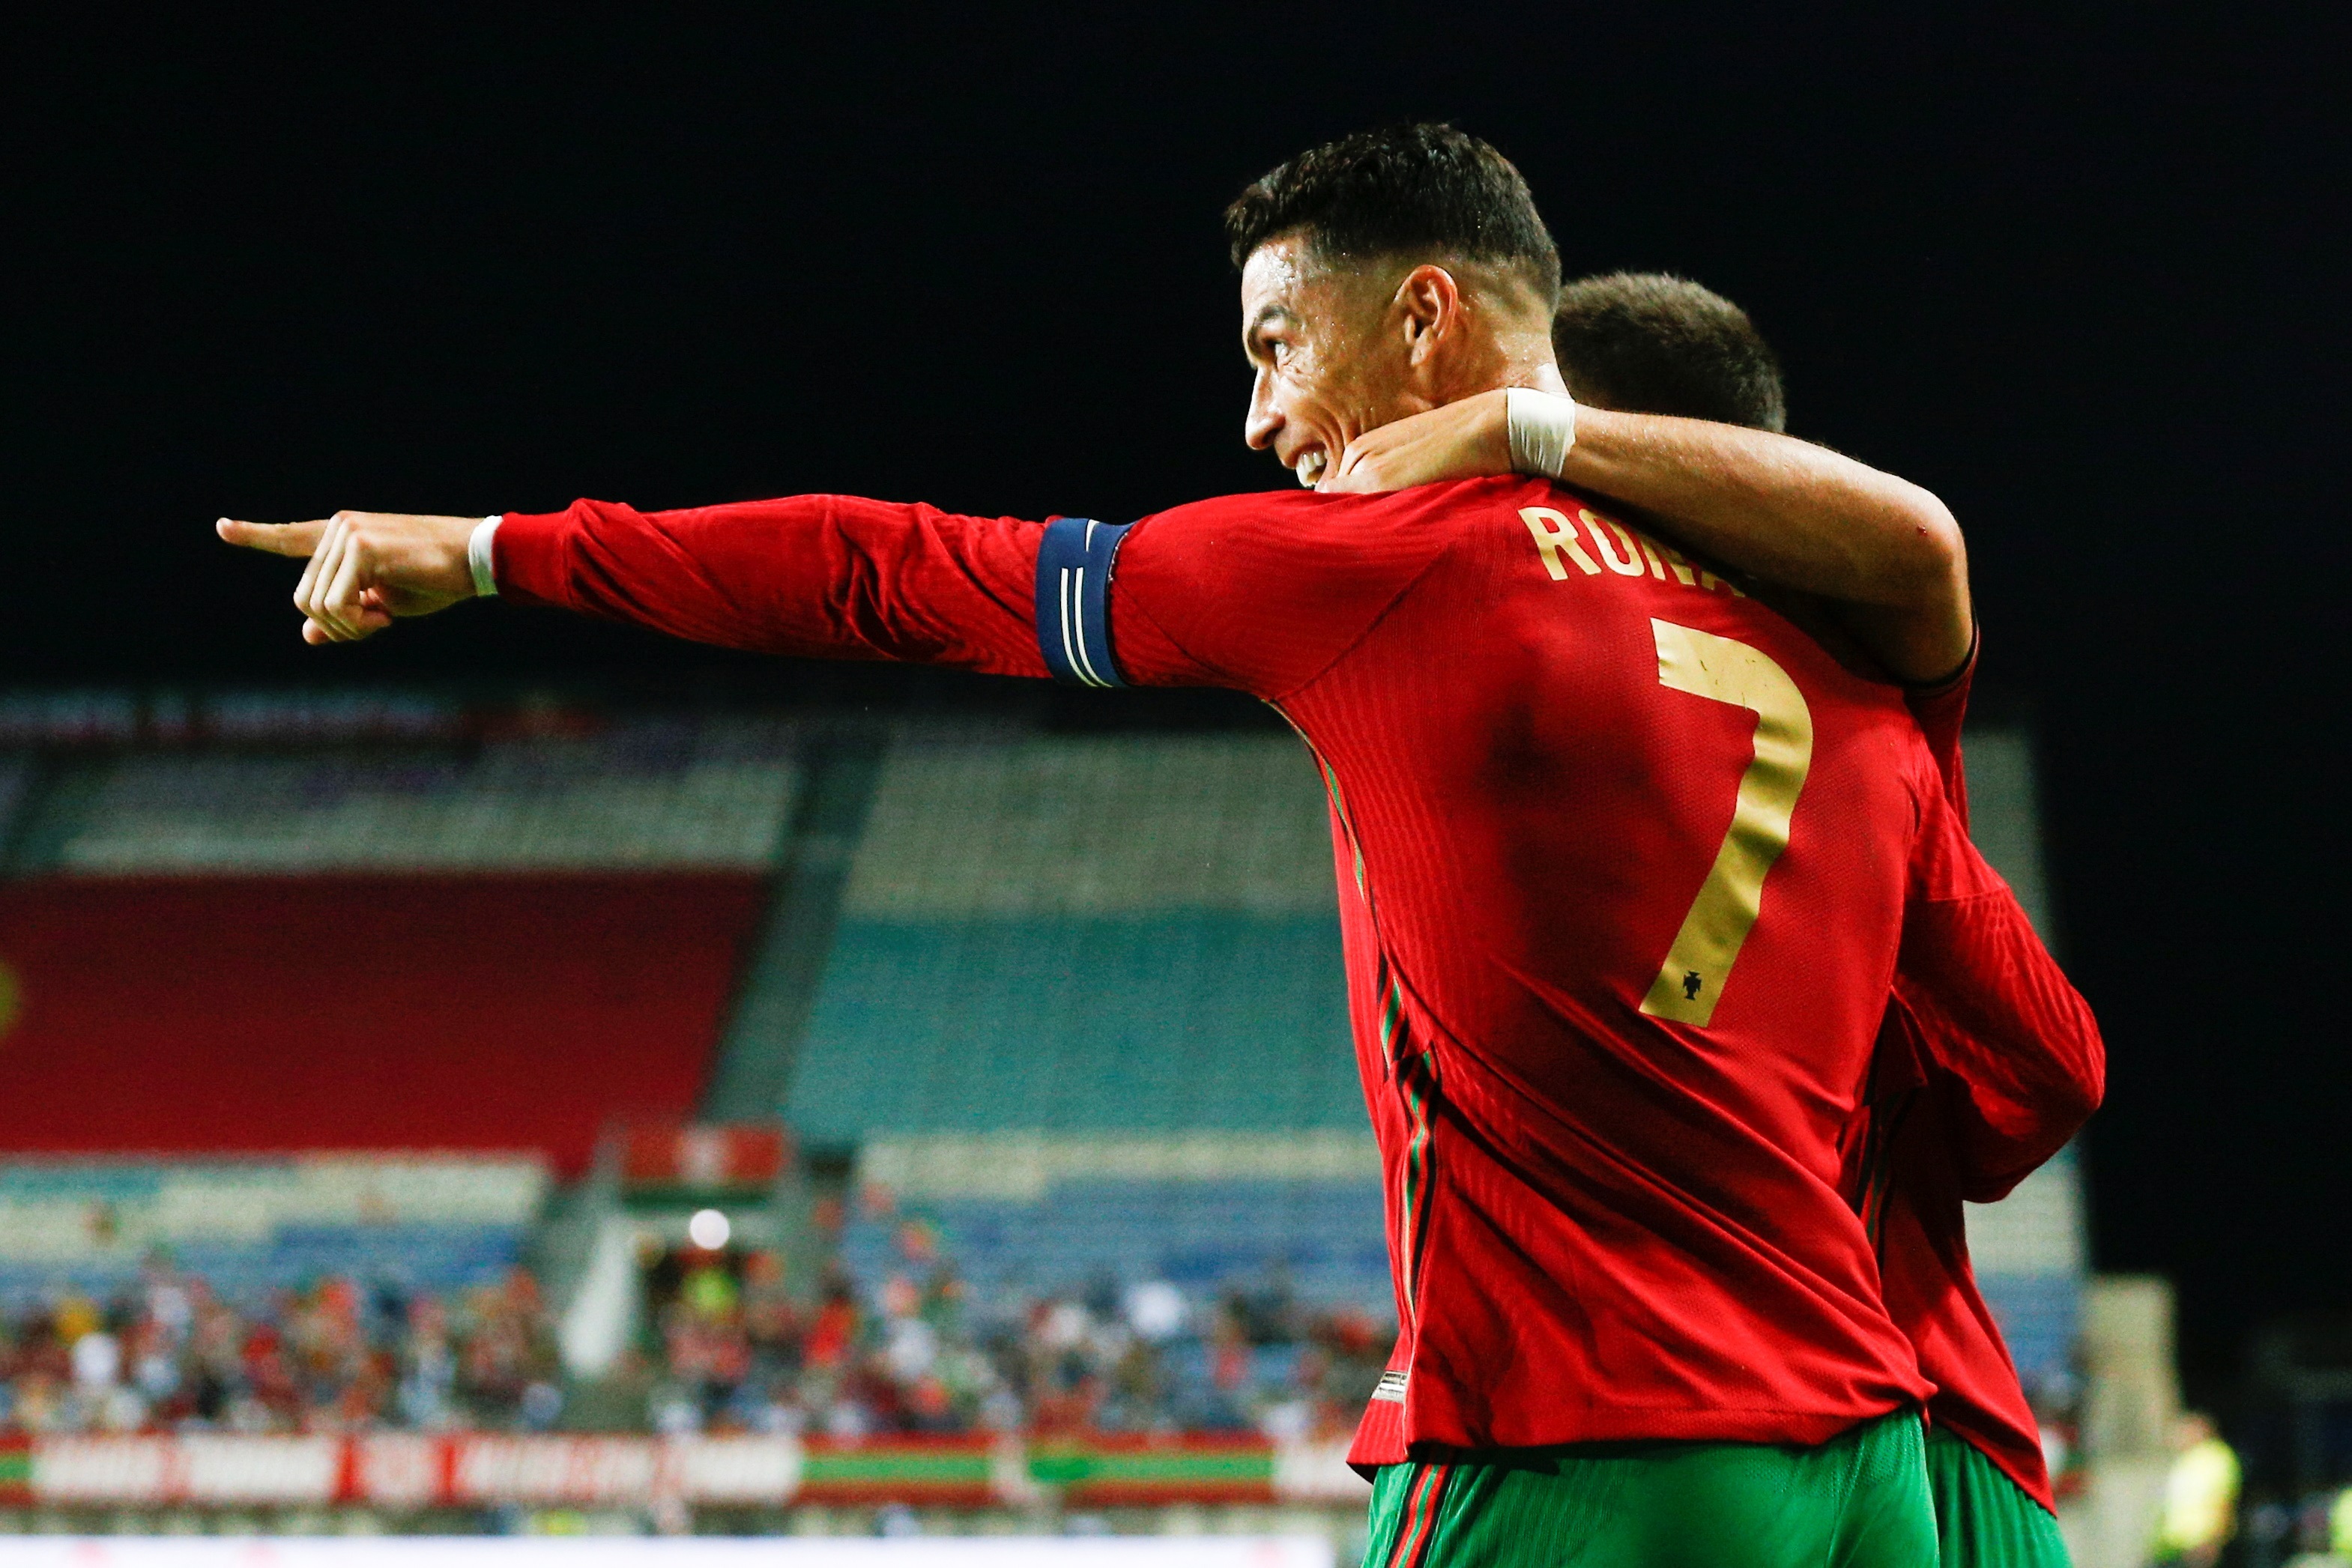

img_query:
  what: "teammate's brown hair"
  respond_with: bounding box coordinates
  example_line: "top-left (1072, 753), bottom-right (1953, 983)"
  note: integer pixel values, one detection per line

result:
top-left (1553, 273), bottom-right (1787, 433)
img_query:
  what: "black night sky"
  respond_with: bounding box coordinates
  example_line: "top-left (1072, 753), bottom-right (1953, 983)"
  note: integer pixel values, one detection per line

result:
top-left (6, 8), bottom-right (2346, 1389)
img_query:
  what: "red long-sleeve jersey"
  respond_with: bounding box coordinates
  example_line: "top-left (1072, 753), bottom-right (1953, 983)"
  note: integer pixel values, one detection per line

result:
top-left (495, 479), bottom-right (2049, 1453)
top-left (1840, 666), bottom-right (2105, 1512)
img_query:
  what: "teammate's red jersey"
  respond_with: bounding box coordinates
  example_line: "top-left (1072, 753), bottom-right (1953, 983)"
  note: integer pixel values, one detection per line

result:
top-left (494, 478), bottom-right (2043, 1452)
top-left (1840, 664), bottom-right (2105, 1511)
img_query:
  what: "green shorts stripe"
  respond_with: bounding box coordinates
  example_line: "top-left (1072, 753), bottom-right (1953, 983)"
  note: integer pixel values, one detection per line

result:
top-left (1923, 1426), bottom-right (2070, 1568)
top-left (1385, 1459), bottom-right (1457, 1568)
top-left (1362, 1409), bottom-right (1938, 1568)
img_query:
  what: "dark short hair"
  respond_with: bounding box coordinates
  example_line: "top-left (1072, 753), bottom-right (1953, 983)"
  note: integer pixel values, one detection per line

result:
top-left (1224, 123), bottom-right (1562, 305)
top-left (1552, 273), bottom-right (1787, 432)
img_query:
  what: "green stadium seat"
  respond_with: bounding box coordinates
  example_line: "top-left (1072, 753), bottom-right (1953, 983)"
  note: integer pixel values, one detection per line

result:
top-left (779, 733), bottom-right (1359, 1142)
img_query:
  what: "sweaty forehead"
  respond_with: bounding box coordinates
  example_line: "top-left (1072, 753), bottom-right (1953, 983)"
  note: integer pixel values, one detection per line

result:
top-left (1241, 234), bottom-right (1370, 341)
top-left (1240, 238), bottom-right (1311, 316)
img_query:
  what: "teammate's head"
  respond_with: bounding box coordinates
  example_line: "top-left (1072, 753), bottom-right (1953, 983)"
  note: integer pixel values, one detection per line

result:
top-left (1226, 124), bottom-right (1563, 485)
top-left (1551, 273), bottom-right (1787, 433)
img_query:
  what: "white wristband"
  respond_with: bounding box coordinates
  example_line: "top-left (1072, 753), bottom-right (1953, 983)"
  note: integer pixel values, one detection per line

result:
top-left (468, 515), bottom-right (501, 599)
top-left (1505, 387), bottom-right (1577, 479)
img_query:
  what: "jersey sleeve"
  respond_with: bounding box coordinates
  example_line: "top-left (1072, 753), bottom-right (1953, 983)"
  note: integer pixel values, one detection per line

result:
top-left (1903, 632), bottom-right (1979, 825)
top-left (1899, 772), bottom-right (2105, 1201)
top-left (1101, 487), bottom-right (1460, 698)
top-left (493, 494), bottom-right (1050, 677)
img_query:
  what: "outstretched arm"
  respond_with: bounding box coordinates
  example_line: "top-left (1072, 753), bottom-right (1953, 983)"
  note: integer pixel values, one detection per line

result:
top-left (214, 486), bottom-right (1438, 701)
top-left (218, 497), bottom-right (1050, 676)
top-left (1322, 388), bottom-right (1972, 683)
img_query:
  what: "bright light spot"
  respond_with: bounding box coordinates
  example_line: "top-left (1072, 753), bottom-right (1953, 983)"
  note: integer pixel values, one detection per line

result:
top-left (688, 1208), bottom-right (731, 1250)
top-left (1124, 1279), bottom-right (1186, 1341)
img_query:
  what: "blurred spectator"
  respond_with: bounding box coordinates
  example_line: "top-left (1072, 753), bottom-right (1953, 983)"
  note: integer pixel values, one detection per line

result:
top-left (0, 1218), bottom-right (1396, 1440)
top-left (793, 1211), bottom-right (1395, 1441)
top-left (0, 1263), bottom-right (560, 1437)
top-left (2151, 1411), bottom-right (2240, 1567)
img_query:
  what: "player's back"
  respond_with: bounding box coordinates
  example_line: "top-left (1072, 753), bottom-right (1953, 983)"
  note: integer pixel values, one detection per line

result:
top-left (1108, 475), bottom-right (1947, 1453)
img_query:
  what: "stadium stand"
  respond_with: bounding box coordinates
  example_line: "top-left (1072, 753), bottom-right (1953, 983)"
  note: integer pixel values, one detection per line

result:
top-left (830, 1132), bottom-right (1391, 1435)
top-left (0, 1155), bottom-right (546, 1304)
top-left (0, 718), bottom-right (798, 1172)
top-left (0, 755), bottom-right (34, 847)
top-left (849, 1133), bottom-right (1387, 1310)
top-left (1956, 729), bottom-right (2056, 935)
top-left (751, 732), bottom-right (1391, 1446)
top-left (782, 733), bottom-right (1361, 1141)
top-left (0, 697), bottom-right (2094, 1541)
top-left (50, 720), bottom-right (796, 873)
top-left (0, 1156), bottom-right (556, 1438)
top-left (0, 875), bottom-right (766, 1172)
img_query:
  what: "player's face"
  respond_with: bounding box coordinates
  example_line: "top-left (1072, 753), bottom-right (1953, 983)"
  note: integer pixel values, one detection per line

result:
top-left (1240, 236), bottom-right (1420, 488)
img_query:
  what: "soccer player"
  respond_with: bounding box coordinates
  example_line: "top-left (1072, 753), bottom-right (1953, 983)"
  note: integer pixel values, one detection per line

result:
top-left (219, 125), bottom-right (2089, 1564)
top-left (1331, 272), bottom-right (2102, 1567)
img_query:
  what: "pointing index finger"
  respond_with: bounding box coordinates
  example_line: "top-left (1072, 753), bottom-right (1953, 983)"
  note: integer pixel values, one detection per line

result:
top-left (217, 518), bottom-right (330, 557)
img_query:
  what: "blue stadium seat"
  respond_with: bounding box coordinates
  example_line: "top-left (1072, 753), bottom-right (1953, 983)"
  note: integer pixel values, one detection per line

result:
top-left (790, 912), bottom-right (1358, 1139)
top-left (777, 735), bottom-right (1361, 1142)
top-left (842, 1175), bottom-right (1391, 1317)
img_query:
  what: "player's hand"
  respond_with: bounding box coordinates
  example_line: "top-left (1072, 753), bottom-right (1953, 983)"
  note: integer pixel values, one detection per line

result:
top-left (1319, 388), bottom-right (1515, 494)
top-left (215, 511), bottom-right (480, 646)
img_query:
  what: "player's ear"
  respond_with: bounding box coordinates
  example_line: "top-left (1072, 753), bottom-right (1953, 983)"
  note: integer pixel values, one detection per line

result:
top-left (1393, 264), bottom-right (1461, 363)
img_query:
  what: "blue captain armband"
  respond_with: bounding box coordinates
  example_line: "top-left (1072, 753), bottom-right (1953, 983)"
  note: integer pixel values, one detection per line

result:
top-left (1034, 515), bottom-right (1134, 688)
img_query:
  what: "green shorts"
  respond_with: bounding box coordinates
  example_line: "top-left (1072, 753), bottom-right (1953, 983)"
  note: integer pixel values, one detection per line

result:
top-left (1361, 1409), bottom-right (1937, 1568)
top-left (1923, 1426), bottom-right (2070, 1568)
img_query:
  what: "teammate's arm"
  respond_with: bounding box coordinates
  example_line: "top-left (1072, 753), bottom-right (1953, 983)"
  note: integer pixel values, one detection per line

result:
top-left (1322, 388), bottom-right (1972, 684)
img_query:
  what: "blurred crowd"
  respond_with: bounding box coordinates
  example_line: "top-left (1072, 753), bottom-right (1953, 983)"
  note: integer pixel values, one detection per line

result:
top-left (0, 1220), bottom-right (1395, 1441)
top-left (640, 1217), bottom-right (1391, 1442)
top-left (0, 1262), bottom-right (562, 1436)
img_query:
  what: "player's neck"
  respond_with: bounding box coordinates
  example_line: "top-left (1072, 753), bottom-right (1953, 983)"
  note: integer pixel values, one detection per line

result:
top-left (1427, 331), bottom-right (1568, 402)
top-left (1500, 357), bottom-right (1571, 396)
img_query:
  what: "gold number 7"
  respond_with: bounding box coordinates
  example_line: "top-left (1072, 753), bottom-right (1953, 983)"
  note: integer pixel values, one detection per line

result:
top-left (1640, 619), bottom-right (1816, 1026)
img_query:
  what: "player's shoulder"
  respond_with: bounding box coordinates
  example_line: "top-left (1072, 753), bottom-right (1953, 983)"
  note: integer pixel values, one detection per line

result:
top-left (1127, 476), bottom-right (1550, 572)
top-left (1137, 474), bottom-right (1532, 530)
top-left (1104, 479), bottom-right (1544, 697)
